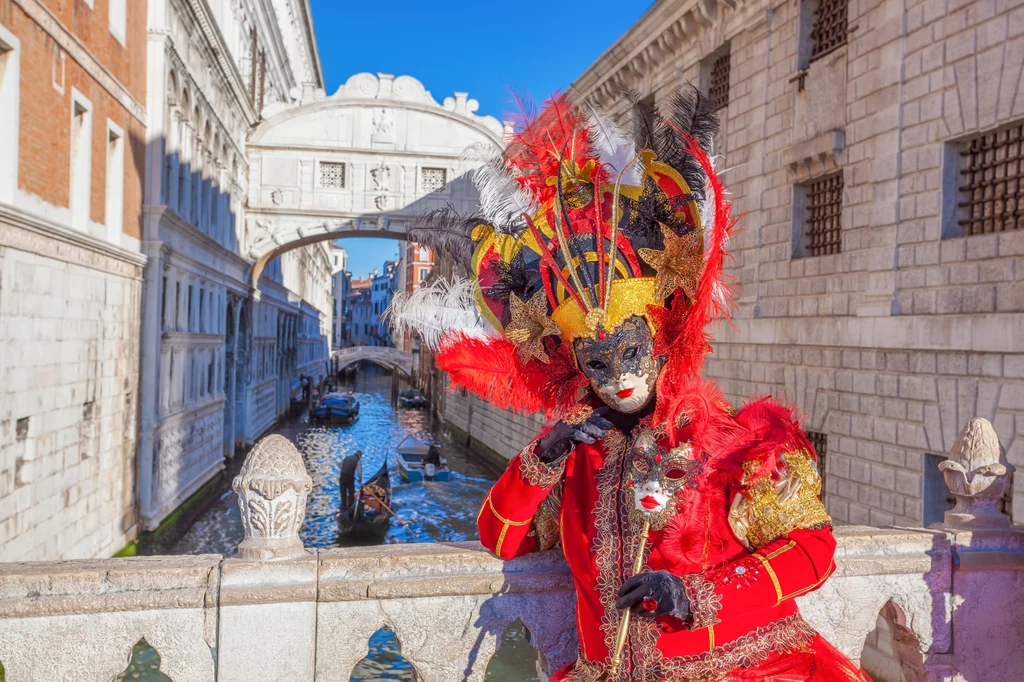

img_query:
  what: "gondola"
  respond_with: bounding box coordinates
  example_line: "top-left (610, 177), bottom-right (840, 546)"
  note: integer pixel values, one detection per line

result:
top-left (337, 460), bottom-right (392, 542)
top-left (312, 392), bottom-right (360, 425)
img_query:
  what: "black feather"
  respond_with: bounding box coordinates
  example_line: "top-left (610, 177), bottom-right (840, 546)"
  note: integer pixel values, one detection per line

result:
top-left (408, 205), bottom-right (487, 271)
top-left (659, 85), bottom-right (719, 202)
top-left (620, 84), bottom-right (719, 203)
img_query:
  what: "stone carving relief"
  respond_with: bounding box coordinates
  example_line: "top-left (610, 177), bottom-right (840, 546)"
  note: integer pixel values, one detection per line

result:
top-left (373, 108), bottom-right (395, 136)
top-left (937, 418), bottom-right (1014, 529)
top-left (154, 411), bottom-right (223, 505)
top-left (370, 163), bottom-right (392, 192)
top-left (232, 434), bottom-right (313, 560)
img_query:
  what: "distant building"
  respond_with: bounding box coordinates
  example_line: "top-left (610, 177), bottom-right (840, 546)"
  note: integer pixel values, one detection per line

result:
top-left (371, 260), bottom-right (400, 346)
top-left (346, 275), bottom-right (375, 346)
top-left (330, 245), bottom-right (350, 349)
top-left (398, 243), bottom-right (435, 351)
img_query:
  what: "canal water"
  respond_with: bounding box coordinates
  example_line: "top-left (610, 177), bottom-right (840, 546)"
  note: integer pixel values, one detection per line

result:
top-left (167, 365), bottom-right (541, 682)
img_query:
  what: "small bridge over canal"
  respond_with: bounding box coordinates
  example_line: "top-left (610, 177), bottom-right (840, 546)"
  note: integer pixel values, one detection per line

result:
top-left (332, 345), bottom-right (415, 376)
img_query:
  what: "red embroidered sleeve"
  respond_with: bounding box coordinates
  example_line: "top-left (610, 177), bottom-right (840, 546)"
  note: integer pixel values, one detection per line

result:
top-left (688, 528), bottom-right (838, 623)
top-left (478, 434), bottom-right (566, 560)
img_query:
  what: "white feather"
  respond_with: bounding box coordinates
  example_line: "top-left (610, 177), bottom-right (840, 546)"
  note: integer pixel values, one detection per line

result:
top-left (585, 107), bottom-right (641, 185)
top-left (461, 142), bottom-right (538, 232)
top-left (385, 277), bottom-right (493, 351)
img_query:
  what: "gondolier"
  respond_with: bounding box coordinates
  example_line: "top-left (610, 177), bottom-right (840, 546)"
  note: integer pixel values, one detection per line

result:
top-left (339, 450), bottom-right (362, 514)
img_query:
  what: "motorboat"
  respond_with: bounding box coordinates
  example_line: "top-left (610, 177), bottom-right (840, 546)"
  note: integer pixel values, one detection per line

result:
top-left (312, 392), bottom-right (359, 425)
top-left (395, 434), bottom-right (451, 483)
top-left (397, 387), bottom-right (429, 409)
top-left (337, 460), bottom-right (391, 542)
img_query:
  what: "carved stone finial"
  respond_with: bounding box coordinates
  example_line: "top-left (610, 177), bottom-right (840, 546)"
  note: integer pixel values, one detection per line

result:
top-left (232, 434), bottom-right (313, 560)
top-left (938, 418), bottom-right (1014, 529)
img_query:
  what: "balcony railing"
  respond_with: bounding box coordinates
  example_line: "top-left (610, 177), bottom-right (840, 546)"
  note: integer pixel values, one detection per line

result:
top-left (0, 421), bottom-right (1021, 682)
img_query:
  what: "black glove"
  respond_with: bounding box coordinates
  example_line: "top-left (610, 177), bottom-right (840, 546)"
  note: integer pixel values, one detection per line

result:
top-left (615, 570), bottom-right (691, 621)
top-left (536, 407), bottom-right (614, 465)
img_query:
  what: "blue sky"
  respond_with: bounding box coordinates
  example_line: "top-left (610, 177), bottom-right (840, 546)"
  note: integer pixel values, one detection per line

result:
top-left (310, 0), bottom-right (654, 277)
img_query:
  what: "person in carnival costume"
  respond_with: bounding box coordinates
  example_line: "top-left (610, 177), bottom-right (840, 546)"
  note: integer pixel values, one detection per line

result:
top-left (388, 87), bottom-right (870, 682)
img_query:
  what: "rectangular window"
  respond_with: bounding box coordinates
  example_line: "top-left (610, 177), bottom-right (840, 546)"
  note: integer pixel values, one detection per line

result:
top-left (319, 161), bottom-right (345, 188)
top-left (924, 453), bottom-right (955, 526)
top-left (0, 25), bottom-right (20, 205)
top-left (161, 276), bottom-right (168, 329)
top-left (70, 90), bottom-right (93, 232)
top-left (809, 0), bottom-right (848, 63)
top-left (420, 167), bottom-right (448, 193)
top-left (199, 287), bottom-right (205, 332)
top-left (705, 47), bottom-right (731, 112)
top-left (187, 285), bottom-right (194, 332)
top-left (175, 282), bottom-right (181, 330)
top-left (109, 0), bottom-right (126, 46)
top-left (105, 122), bottom-right (124, 242)
top-left (952, 122), bottom-right (1024, 236)
top-left (795, 172), bottom-right (844, 258)
top-left (805, 430), bottom-right (828, 499)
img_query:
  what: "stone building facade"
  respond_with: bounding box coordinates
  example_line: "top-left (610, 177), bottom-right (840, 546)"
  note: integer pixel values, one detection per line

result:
top-left (136, 0), bottom-right (330, 532)
top-left (0, 0), bottom-right (148, 560)
top-left (569, 0), bottom-right (1024, 525)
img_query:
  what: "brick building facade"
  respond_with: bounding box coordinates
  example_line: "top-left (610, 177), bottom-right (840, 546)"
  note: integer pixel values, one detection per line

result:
top-left (0, 0), bottom-right (147, 560)
top-left (570, 0), bottom-right (1024, 526)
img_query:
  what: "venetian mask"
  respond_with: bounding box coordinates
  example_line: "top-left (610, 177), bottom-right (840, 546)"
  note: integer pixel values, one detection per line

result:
top-left (573, 316), bottom-right (663, 414)
top-left (626, 430), bottom-right (703, 529)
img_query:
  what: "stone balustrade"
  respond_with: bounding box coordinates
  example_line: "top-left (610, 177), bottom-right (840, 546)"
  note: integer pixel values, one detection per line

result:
top-left (0, 420), bottom-right (1022, 681)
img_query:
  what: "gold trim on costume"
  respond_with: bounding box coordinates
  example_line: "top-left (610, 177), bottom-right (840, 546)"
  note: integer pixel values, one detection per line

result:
top-left (483, 493), bottom-right (532, 556)
top-left (551, 277), bottom-right (659, 342)
top-left (728, 449), bottom-right (833, 550)
top-left (517, 441), bottom-right (566, 489)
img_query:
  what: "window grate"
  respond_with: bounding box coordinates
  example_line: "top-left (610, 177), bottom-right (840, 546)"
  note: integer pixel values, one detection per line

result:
top-left (806, 430), bottom-right (828, 493)
top-left (805, 173), bottom-right (844, 256)
top-left (708, 50), bottom-right (731, 112)
top-left (320, 161), bottom-right (345, 189)
top-left (421, 167), bottom-right (447, 193)
top-left (957, 122), bottom-right (1024, 235)
top-left (809, 0), bottom-right (848, 63)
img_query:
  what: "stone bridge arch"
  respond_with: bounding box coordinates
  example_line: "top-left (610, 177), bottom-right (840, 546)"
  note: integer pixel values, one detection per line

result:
top-left (244, 72), bottom-right (509, 293)
top-left (332, 346), bottom-right (415, 376)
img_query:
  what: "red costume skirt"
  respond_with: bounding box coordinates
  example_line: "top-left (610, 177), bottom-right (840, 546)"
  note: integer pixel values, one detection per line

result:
top-left (552, 633), bottom-right (872, 682)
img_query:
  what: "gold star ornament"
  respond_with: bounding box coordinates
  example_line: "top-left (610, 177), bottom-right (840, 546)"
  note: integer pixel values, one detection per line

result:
top-left (505, 289), bottom-right (561, 363)
top-left (638, 222), bottom-right (704, 304)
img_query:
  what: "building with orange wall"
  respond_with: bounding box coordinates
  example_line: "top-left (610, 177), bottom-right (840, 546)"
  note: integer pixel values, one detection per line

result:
top-left (0, 0), bottom-right (148, 560)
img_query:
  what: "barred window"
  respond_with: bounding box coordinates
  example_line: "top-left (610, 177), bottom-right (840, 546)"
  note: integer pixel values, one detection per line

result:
top-left (421, 167), bottom-right (447, 193)
top-left (319, 161), bottom-right (345, 189)
top-left (805, 430), bottom-right (828, 492)
top-left (708, 50), bottom-right (731, 112)
top-left (809, 0), bottom-right (848, 63)
top-left (956, 122), bottom-right (1024, 236)
top-left (800, 173), bottom-right (844, 257)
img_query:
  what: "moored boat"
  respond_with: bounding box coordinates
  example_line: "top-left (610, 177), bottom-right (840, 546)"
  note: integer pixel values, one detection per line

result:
top-left (397, 387), bottom-right (429, 409)
top-left (312, 392), bottom-right (359, 425)
top-left (337, 460), bottom-right (391, 542)
top-left (395, 435), bottom-right (451, 483)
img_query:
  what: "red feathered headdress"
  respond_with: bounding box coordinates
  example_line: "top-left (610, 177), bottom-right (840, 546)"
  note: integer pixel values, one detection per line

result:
top-left (389, 86), bottom-right (736, 418)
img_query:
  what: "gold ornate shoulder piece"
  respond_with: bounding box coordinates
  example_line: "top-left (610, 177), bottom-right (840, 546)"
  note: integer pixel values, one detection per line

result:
top-left (728, 449), bottom-right (832, 550)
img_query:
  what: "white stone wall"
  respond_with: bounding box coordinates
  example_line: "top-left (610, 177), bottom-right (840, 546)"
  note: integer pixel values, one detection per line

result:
top-left (441, 386), bottom-right (546, 463)
top-left (571, 0), bottom-right (1024, 525)
top-left (137, 0), bottom-right (328, 531)
top-left (0, 207), bottom-right (144, 560)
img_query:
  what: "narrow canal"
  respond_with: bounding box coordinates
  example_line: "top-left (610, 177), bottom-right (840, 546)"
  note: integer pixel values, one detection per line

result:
top-left (167, 365), bottom-right (540, 682)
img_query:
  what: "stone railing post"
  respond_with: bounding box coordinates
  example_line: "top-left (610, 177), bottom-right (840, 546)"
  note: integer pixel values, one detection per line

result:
top-left (219, 434), bottom-right (318, 682)
top-left (232, 434), bottom-right (312, 559)
top-left (938, 417), bottom-right (1014, 530)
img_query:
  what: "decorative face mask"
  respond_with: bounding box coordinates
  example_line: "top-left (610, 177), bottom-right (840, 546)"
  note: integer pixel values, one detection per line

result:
top-left (573, 316), bottom-right (663, 414)
top-left (626, 430), bottom-right (703, 530)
